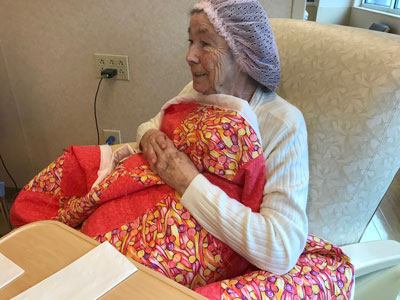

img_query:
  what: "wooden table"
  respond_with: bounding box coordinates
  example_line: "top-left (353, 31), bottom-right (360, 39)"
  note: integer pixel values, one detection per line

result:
top-left (0, 220), bottom-right (206, 299)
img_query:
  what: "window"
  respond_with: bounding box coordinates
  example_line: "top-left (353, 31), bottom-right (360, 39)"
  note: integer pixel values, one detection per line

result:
top-left (361, 0), bottom-right (400, 14)
top-left (365, 0), bottom-right (391, 7)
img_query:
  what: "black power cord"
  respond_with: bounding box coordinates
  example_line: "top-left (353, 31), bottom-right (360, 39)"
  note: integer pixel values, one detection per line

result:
top-left (94, 69), bottom-right (118, 145)
top-left (94, 77), bottom-right (104, 146)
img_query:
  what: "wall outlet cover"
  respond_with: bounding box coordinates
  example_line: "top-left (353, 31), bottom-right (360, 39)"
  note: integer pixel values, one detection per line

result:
top-left (102, 129), bottom-right (122, 145)
top-left (94, 54), bottom-right (130, 80)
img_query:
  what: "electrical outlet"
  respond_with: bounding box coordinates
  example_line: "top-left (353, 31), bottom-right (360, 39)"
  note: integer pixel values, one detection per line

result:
top-left (102, 129), bottom-right (122, 145)
top-left (94, 54), bottom-right (130, 80)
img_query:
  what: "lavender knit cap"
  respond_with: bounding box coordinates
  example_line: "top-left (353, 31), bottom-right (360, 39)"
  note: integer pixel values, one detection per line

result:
top-left (194, 0), bottom-right (281, 92)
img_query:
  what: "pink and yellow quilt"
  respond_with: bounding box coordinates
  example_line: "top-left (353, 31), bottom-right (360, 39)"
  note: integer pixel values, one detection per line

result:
top-left (10, 94), bottom-right (354, 299)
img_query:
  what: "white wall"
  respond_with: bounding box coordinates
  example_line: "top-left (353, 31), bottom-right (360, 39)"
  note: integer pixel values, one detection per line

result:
top-left (315, 0), bottom-right (353, 25)
top-left (0, 43), bottom-right (34, 187)
top-left (292, 0), bottom-right (307, 19)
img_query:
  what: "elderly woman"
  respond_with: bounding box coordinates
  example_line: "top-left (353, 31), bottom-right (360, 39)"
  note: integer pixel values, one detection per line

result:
top-left (133, 1), bottom-right (354, 298)
top-left (139, 0), bottom-right (308, 276)
top-left (11, 0), bottom-right (354, 298)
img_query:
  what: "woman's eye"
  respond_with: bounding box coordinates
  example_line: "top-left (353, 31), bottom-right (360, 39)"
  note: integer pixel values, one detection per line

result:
top-left (188, 39), bottom-right (193, 45)
top-left (201, 41), bottom-right (209, 47)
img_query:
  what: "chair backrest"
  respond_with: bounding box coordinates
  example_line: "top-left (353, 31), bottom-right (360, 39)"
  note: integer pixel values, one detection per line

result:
top-left (270, 19), bottom-right (400, 246)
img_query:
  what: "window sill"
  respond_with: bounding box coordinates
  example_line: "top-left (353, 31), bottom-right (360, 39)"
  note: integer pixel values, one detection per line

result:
top-left (354, 6), bottom-right (400, 19)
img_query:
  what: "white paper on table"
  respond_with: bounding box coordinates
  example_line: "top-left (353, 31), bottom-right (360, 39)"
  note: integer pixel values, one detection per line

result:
top-left (0, 252), bottom-right (24, 289)
top-left (12, 241), bottom-right (137, 300)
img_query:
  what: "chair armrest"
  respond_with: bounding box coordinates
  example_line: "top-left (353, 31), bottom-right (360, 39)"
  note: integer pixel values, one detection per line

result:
top-left (341, 240), bottom-right (400, 277)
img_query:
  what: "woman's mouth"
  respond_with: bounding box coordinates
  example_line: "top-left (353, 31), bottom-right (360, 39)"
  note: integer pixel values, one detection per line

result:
top-left (193, 72), bottom-right (207, 77)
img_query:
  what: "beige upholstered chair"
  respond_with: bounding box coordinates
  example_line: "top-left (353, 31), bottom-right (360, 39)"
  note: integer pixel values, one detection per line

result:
top-left (270, 19), bottom-right (400, 299)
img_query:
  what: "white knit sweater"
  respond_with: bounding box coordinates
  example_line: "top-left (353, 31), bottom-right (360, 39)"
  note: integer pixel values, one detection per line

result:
top-left (136, 84), bottom-right (309, 275)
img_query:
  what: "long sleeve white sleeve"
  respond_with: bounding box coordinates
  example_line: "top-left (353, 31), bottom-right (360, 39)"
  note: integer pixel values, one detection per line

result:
top-left (180, 91), bottom-right (309, 275)
top-left (136, 112), bottom-right (162, 147)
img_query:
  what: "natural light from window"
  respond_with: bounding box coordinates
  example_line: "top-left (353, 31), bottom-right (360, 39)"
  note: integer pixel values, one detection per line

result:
top-left (362, 0), bottom-right (400, 14)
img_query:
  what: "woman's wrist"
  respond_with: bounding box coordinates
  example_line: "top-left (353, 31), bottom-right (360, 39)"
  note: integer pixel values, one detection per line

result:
top-left (176, 170), bottom-right (199, 195)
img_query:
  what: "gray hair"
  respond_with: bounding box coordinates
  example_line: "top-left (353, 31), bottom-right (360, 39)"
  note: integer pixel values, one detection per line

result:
top-left (190, 8), bottom-right (204, 15)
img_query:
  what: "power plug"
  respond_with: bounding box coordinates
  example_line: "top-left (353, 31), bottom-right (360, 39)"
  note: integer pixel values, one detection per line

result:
top-left (102, 129), bottom-right (121, 145)
top-left (101, 68), bottom-right (118, 79)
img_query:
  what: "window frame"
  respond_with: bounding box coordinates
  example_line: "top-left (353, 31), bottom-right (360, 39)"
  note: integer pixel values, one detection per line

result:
top-left (361, 0), bottom-right (400, 15)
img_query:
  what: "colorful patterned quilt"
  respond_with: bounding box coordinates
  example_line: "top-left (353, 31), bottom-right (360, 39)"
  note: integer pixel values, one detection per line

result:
top-left (10, 94), bottom-right (354, 299)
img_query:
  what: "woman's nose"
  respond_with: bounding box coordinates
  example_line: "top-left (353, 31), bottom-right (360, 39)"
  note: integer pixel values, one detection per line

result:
top-left (186, 45), bottom-right (200, 65)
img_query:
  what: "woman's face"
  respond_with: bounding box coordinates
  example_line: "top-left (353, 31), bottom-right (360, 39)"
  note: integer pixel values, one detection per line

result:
top-left (186, 12), bottom-right (235, 95)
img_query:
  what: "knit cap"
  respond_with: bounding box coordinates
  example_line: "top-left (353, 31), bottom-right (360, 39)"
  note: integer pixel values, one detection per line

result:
top-left (194, 0), bottom-right (281, 92)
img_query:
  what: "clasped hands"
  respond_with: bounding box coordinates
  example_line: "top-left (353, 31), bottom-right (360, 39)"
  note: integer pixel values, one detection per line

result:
top-left (140, 129), bottom-right (199, 195)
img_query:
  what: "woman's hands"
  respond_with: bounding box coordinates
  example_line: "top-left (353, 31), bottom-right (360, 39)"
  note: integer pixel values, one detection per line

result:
top-left (140, 129), bottom-right (168, 165)
top-left (140, 129), bottom-right (199, 195)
